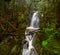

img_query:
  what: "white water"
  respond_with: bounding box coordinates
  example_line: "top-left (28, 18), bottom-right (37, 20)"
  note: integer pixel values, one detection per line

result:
top-left (26, 11), bottom-right (39, 31)
top-left (30, 11), bottom-right (39, 28)
top-left (22, 11), bottom-right (39, 55)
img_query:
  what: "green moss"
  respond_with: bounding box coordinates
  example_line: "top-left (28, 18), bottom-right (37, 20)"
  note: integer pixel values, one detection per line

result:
top-left (0, 45), bottom-right (10, 55)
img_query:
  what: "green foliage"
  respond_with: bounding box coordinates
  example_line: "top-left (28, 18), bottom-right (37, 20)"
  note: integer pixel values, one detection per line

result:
top-left (41, 26), bottom-right (60, 54)
top-left (57, 28), bottom-right (60, 36)
top-left (43, 27), bottom-right (55, 40)
top-left (0, 0), bottom-right (60, 55)
top-left (43, 27), bottom-right (54, 36)
top-left (42, 40), bottom-right (48, 47)
top-left (18, 14), bottom-right (25, 21)
top-left (42, 27), bottom-right (56, 47)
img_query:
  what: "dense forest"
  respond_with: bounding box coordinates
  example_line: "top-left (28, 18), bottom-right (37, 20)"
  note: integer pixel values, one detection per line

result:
top-left (0, 0), bottom-right (60, 55)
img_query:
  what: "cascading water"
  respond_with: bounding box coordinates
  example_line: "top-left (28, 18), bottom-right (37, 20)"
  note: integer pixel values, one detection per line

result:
top-left (22, 11), bottom-right (40, 55)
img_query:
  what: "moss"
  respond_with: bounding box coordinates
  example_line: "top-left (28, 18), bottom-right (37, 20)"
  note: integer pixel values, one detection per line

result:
top-left (0, 44), bottom-right (10, 55)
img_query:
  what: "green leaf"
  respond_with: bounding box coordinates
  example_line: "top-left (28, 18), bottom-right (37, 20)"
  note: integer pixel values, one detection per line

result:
top-left (42, 40), bottom-right (48, 47)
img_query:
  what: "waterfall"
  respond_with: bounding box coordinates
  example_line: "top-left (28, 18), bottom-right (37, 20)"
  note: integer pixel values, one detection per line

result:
top-left (22, 11), bottom-right (40, 55)
top-left (30, 11), bottom-right (39, 28)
